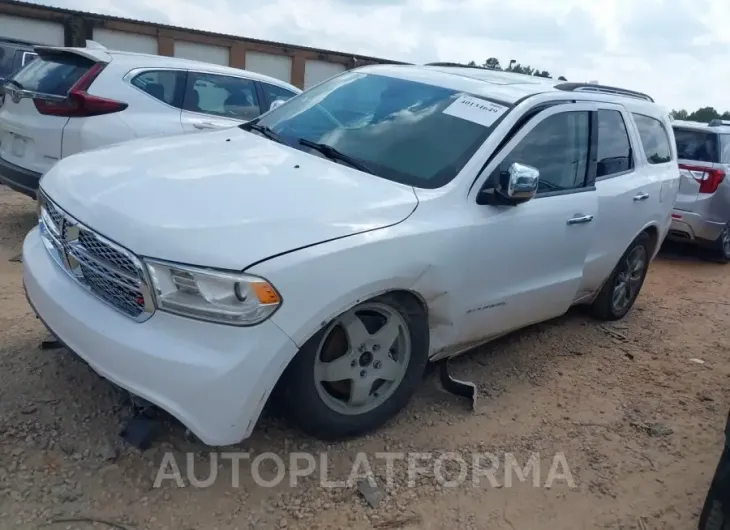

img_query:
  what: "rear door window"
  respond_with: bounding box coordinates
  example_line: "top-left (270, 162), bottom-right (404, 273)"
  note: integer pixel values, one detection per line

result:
top-left (131, 70), bottom-right (186, 108)
top-left (674, 128), bottom-right (720, 163)
top-left (11, 53), bottom-right (94, 96)
top-left (184, 72), bottom-right (261, 121)
top-left (597, 109), bottom-right (633, 177)
top-left (632, 114), bottom-right (673, 164)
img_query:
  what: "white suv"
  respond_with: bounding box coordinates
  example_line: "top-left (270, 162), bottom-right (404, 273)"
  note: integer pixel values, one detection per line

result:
top-left (0, 41), bottom-right (300, 199)
top-left (22, 65), bottom-right (680, 445)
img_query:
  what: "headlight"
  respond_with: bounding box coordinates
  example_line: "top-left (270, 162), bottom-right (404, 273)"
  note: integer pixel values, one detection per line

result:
top-left (144, 259), bottom-right (281, 326)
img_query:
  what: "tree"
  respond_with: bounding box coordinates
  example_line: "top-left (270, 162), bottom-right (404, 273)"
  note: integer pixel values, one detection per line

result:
top-left (689, 107), bottom-right (720, 123)
top-left (467, 57), bottom-right (563, 80)
top-left (669, 107), bottom-right (730, 123)
top-left (483, 57), bottom-right (501, 70)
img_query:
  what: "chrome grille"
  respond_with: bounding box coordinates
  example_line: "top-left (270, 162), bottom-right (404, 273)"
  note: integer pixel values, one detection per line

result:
top-left (38, 193), bottom-right (154, 321)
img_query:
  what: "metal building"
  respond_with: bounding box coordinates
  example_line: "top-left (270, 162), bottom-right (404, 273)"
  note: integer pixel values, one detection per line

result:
top-left (0, 0), bottom-right (405, 89)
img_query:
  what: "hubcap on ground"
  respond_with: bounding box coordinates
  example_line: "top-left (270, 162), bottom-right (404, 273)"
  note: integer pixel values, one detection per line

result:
top-left (313, 302), bottom-right (411, 415)
top-left (611, 245), bottom-right (647, 313)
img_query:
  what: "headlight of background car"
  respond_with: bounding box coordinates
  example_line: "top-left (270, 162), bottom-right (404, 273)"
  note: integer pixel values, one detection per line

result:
top-left (145, 259), bottom-right (281, 326)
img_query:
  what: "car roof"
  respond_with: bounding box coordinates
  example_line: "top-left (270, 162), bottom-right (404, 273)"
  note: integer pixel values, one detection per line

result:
top-left (356, 64), bottom-right (662, 113)
top-left (673, 119), bottom-right (730, 134)
top-left (36, 44), bottom-right (301, 93)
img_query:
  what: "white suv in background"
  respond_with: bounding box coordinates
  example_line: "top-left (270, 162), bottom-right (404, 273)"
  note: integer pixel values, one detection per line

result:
top-left (23, 65), bottom-right (679, 445)
top-left (0, 41), bottom-right (300, 198)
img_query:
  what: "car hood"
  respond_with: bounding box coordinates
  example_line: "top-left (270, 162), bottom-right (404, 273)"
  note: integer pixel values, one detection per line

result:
top-left (40, 129), bottom-right (418, 270)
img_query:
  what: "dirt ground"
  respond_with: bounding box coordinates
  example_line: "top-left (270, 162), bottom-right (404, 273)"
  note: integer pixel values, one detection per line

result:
top-left (0, 185), bottom-right (728, 530)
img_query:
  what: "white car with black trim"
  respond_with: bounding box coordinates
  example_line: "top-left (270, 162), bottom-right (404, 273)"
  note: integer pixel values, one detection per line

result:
top-left (0, 41), bottom-right (300, 199)
top-left (22, 64), bottom-right (680, 444)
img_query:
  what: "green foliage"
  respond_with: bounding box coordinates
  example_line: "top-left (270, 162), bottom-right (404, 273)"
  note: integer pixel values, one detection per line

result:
top-left (466, 57), bottom-right (564, 81)
top-left (670, 107), bottom-right (730, 123)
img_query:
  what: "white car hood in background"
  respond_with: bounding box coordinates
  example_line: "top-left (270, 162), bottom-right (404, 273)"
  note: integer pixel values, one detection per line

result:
top-left (40, 129), bottom-right (418, 270)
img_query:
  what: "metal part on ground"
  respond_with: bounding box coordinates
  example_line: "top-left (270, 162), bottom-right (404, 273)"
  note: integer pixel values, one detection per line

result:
top-left (438, 360), bottom-right (478, 411)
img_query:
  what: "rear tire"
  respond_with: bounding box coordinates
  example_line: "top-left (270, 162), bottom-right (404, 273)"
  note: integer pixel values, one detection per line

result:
top-left (709, 223), bottom-right (730, 264)
top-left (279, 293), bottom-right (429, 440)
top-left (591, 232), bottom-right (651, 321)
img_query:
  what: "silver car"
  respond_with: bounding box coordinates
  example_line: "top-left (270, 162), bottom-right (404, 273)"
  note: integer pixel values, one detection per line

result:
top-left (667, 119), bottom-right (730, 261)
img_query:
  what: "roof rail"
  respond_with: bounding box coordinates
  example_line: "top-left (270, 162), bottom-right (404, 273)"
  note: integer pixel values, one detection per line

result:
top-left (554, 82), bottom-right (654, 102)
top-left (425, 62), bottom-right (481, 68)
top-left (708, 119), bottom-right (730, 127)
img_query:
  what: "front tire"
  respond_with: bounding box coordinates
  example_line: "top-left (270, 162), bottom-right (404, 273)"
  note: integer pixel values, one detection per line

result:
top-left (591, 232), bottom-right (651, 321)
top-left (698, 447), bottom-right (730, 530)
top-left (279, 293), bottom-right (429, 440)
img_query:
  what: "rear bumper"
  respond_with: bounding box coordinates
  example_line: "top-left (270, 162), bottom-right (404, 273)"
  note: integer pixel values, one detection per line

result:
top-left (667, 209), bottom-right (725, 244)
top-left (0, 155), bottom-right (41, 199)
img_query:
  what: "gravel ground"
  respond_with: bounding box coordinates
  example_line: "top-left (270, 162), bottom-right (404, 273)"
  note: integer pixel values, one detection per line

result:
top-left (0, 185), bottom-right (728, 530)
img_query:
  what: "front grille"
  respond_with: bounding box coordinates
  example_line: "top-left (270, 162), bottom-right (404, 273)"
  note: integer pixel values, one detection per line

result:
top-left (38, 193), bottom-right (154, 321)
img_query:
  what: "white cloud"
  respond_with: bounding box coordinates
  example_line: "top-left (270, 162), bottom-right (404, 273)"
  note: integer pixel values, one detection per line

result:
top-left (25, 0), bottom-right (730, 111)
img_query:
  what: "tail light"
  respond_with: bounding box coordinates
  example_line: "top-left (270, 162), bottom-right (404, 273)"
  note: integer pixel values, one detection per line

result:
top-left (679, 163), bottom-right (726, 194)
top-left (33, 63), bottom-right (128, 118)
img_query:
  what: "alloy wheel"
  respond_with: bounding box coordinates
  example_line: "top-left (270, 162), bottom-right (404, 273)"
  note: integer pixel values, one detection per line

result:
top-left (313, 302), bottom-right (411, 415)
top-left (611, 245), bottom-right (647, 314)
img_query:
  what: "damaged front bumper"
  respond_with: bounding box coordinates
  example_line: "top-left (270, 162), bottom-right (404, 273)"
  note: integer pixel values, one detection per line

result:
top-left (22, 226), bottom-right (299, 446)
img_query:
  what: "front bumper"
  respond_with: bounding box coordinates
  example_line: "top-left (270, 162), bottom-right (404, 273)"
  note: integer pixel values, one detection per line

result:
top-left (667, 209), bottom-right (725, 245)
top-left (0, 156), bottom-right (41, 199)
top-left (23, 226), bottom-right (299, 445)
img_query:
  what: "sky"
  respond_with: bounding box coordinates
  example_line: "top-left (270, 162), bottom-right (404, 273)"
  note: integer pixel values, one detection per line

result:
top-left (24, 0), bottom-right (730, 112)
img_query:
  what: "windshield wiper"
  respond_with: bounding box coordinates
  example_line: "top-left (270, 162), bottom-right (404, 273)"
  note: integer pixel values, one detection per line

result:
top-left (239, 122), bottom-right (286, 144)
top-left (298, 139), bottom-right (375, 175)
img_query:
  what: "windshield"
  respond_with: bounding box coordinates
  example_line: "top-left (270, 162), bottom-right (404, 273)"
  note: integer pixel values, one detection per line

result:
top-left (253, 71), bottom-right (510, 188)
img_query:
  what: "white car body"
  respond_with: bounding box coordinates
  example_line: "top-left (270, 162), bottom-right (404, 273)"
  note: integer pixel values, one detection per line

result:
top-left (22, 64), bottom-right (680, 445)
top-left (0, 41), bottom-right (301, 198)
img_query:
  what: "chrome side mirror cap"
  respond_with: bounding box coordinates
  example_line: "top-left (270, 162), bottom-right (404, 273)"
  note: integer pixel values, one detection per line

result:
top-left (497, 162), bottom-right (539, 203)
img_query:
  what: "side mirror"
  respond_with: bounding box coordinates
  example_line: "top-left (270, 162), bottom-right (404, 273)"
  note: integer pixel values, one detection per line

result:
top-left (269, 99), bottom-right (285, 111)
top-left (496, 162), bottom-right (539, 204)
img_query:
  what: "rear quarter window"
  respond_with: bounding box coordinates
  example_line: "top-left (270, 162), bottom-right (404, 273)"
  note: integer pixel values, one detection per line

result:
top-left (11, 53), bottom-right (94, 96)
top-left (674, 128), bottom-right (719, 163)
top-left (632, 113), bottom-right (673, 164)
top-left (131, 70), bottom-right (186, 108)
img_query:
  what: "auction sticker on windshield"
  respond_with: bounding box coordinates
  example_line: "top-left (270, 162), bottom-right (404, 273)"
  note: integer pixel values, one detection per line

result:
top-left (443, 95), bottom-right (508, 128)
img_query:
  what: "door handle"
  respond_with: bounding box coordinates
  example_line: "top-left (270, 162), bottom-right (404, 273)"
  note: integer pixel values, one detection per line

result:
top-left (193, 121), bottom-right (221, 130)
top-left (567, 214), bottom-right (594, 225)
top-left (633, 192), bottom-right (650, 201)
